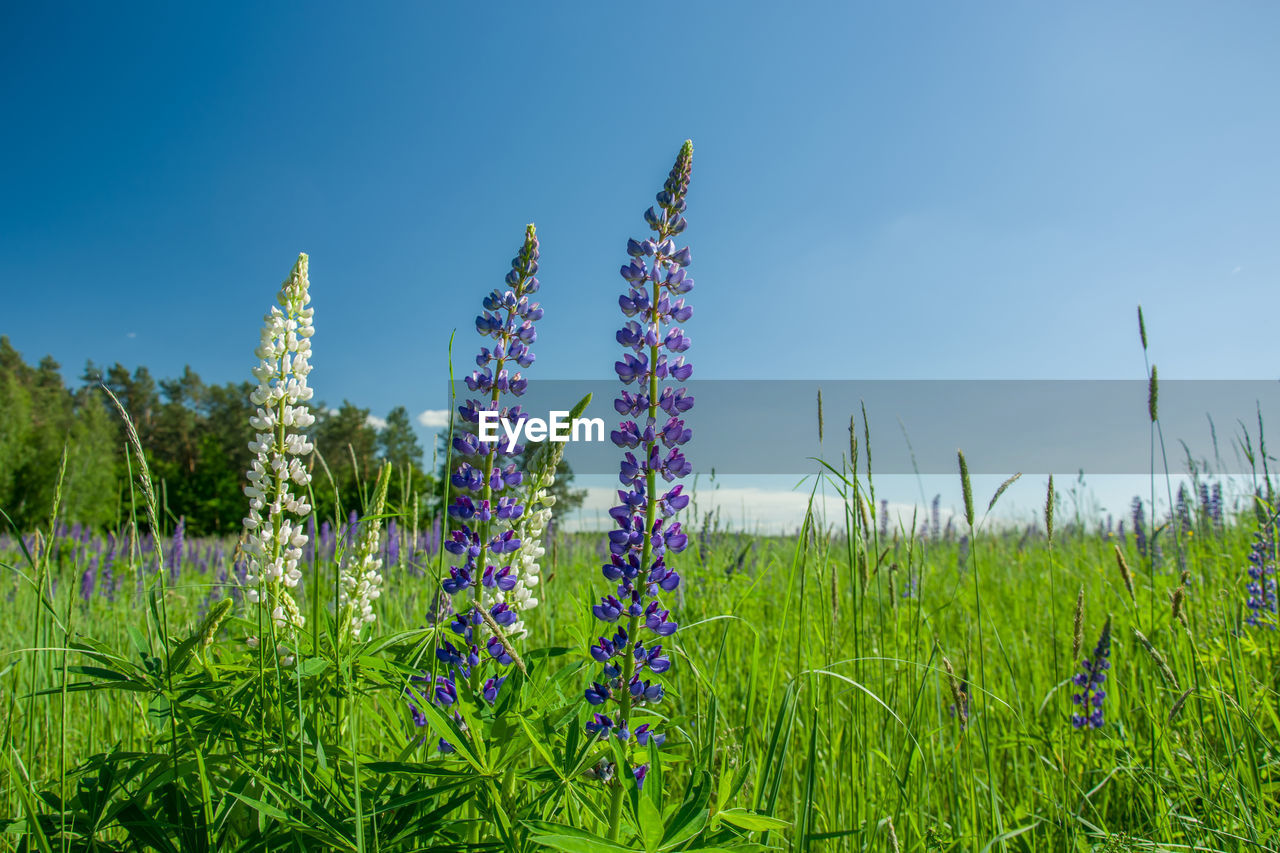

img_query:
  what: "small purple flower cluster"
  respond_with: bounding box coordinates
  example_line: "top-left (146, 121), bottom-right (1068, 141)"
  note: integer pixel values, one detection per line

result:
top-left (1176, 485), bottom-right (1192, 534)
top-left (585, 141), bottom-right (694, 790)
top-left (1131, 497), bottom-right (1147, 557)
top-left (1245, 525), bottom-right (1277, 628)
top-left (169, 516), bottom-right (186, 582)
top-left (80, 556), bottom-right (98, 602)
top-left (1071, 617), bottom-right (1112, 729)
top-left (1196, 483), bottom-right (1225, 532)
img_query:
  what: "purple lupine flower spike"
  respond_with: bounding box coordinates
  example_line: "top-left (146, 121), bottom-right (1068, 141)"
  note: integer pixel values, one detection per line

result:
top-left (169, 516), bottom-right (185, 582)
top-left (1131, 497), bottom-right (1147, 558)
top-left (586, 141), bottom-right (694, 789)
top-left (80, 556), bottom-right (98, 603)
top-left (387, 519), bottom-right (400, 568)
top-left (411, 225), bottom-right (542, 734)
top-left (1176, 484), bottom-right (1192, 533)
top-left (101, 534), bottom-right (116, 602)
top-left (1071, 616), bottom-right (1112, 729)
top-left (1245, 523), bottom-right (1277, 628)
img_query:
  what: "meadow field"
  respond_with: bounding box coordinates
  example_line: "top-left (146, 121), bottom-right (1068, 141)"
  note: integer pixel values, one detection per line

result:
top-left (3, 466), bottom-right (1279, 851)
top-left (2, 143), bottom-right (1279, 853)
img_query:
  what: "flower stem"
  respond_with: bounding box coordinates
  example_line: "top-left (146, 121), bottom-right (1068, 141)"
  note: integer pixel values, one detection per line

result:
top-left (607, 253), bottom-right (664, 840)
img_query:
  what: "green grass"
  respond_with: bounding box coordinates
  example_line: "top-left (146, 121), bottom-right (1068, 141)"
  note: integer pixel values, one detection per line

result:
top-left (1, 459), bottom-right (1277, 851)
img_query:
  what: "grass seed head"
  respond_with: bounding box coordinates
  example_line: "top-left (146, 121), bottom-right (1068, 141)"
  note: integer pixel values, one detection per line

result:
top-left (198, 597), bottom-right (235, 648)
top-left (1072, 585), bottom-right (1085, 660)
top-left (942, 655), bottom-right (968, 726)
top-left (1169, 687), bottom-right (1192, 724)
top-left (816, 388), bottom-right (824, 444)
top-left (1132, 627), bottom-right (1178, 689)
top-left (1114, 544), bottom-right (1135, 602)
top-left (1171, 573), bottom-right (1189, 626)
top-left (958, 450), bottom-right (974, 527)
top-left (1045, 475), bottom-right (1055, 542)
top-left (1148, 365), bottom-right (1159, 423)
top-left (849, 415), bottom-right (858, 473)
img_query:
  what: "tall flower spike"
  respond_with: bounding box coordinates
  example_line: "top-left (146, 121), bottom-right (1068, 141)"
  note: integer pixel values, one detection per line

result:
top-left (435, 225), bottom-right (542, 712)
top-left (589, 141), bottom-right (694, 799)
top-left (1071, 616), bottom-right (1112, 729)
top-left (241, 253), bottom-right (316, 636)
top-left (505, 393), bottom-right (591, 640)
top-left (1245, 522), bottom-right (1278, 628)
top-left (503, 441), bottom-right (557, 637)
top-left (339, 463), bottom-right (391, 640)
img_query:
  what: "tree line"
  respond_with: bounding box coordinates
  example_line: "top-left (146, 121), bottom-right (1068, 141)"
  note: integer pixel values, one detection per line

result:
top-left (0, 336), bottom-right (584, 536)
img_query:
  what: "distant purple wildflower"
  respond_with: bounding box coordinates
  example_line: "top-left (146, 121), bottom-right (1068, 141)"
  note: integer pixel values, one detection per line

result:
top-left (169, 516), bottom-right (185, 581)
top-left (386, 519), bottom-right (400, 568)
top-left (319, 520), bottom-right (334, 559)
top-left (80, 556), bottom-right (98, 603)
top-left (305, 515), bottom-right (316, 564)
top-left (1246, 525), bottom-right (1277, 628)
top-left (1131, 497), bottom-right (1147, 558)
top-left (1176, 484), bottom-right (1192, 533)
top-left (101, 540), bottom-right (116, 602)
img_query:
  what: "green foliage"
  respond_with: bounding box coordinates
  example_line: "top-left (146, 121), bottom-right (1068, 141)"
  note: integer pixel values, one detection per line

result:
top-left (1, 337), bottom-right (1277, 849)
top-left (0, 337), bottom-right (118, 529)
top-left (0, 342), bottom-right (449, 536)
top-left (4, 456), bottom-right (1280, 850)
top-left (379, 406), bottom-right (424, 472)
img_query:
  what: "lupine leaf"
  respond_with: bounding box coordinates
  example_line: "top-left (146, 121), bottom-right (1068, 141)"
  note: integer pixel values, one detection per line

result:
top-left (714, 809), bottom-right (790, 831)
top-left (6, 756), bottom-right (54, 853)
top-left (637, 792), bottom-right (664, 852)
top-left (660, 769), bottom-right (711, 849)
top-left (518, 715), bottom-right (566, 780)
top-left (531, 833), bottom-right (634, 853)
top-left (296, 656), bottom-right (329, 677)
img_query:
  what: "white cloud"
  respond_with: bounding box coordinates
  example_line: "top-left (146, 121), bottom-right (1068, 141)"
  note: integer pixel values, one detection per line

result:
top-left (557, 483), bottom-right (968, 536)
top-left (126, 332), bottom-right (137, 338)
top-left (1232, 266), bottom-right (1243, 274)
top-left (561, 486), bottom-right (824, 534)
top-left (417, 408), bottom-right (450, 428)
top-left (366, 414), bottom-right (388, 430)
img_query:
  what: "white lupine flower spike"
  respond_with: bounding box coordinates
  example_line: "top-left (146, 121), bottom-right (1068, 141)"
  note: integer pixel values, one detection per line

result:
top-left (339, 463), bottom-right (391, 641)
top-left (502, 393), bottom-right (592, 639)
top-left (241, 253), bottom-right (315, 639)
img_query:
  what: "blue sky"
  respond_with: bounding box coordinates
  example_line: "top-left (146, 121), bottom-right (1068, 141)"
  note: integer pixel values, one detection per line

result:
top-left (4, 3), bottom-right (1279, 525)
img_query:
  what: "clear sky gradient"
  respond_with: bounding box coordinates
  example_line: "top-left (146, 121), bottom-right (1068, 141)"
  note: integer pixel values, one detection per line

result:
top-left (4, 3), bottom-right (1279, 526)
